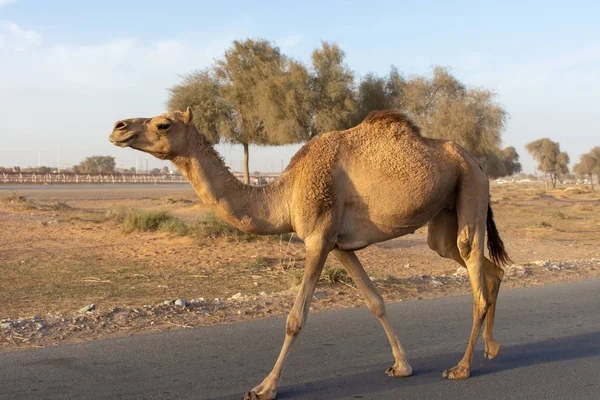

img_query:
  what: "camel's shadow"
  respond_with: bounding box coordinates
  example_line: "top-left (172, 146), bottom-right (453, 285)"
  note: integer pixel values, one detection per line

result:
top-left (208, 331), bottom-right (600, 400)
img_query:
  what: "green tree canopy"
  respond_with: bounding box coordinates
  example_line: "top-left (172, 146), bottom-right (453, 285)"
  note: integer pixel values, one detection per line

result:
top-left (168, 70), bottom-right (226, 144)
top-left (73, 156), bottom-right (116, 174)
top-left (399, 66), bottom-right (506, 158)
top-left (309, 42), bottom-right (357, 136)
top-left (168, 39), bottom-right (315, 184)
top-left (168, 40), bottom-right (516, 183)
top-left (525, 138), bottom-right (570, 189)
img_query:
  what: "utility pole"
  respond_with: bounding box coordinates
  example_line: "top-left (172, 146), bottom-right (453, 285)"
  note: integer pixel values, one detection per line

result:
top-left (38, 152), bottom-right (41, 168)
top-left (135, 156), bottom-right (138, 174)
top-left (57, 145), bottom-right (60, 173)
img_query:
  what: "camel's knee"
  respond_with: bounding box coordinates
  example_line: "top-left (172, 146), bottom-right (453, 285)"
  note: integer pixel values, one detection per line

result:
top-left (457, 233), bottom-right (472, 261)
top-left (366, 295), bottom-right (386, 319)
top-left (285, 312), bottom-right (303, 336)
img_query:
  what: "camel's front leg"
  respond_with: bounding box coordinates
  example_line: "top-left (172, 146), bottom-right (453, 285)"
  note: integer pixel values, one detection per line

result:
top-left (244, 240), bottom-right (330, 400)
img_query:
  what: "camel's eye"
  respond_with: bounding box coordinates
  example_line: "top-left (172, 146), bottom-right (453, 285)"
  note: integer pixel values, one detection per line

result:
top-left (157, 123), bottom-right (171, 131)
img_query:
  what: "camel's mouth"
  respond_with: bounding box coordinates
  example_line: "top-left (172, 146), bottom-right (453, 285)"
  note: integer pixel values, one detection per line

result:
top-left (109, 133), bottom-right (137, 148)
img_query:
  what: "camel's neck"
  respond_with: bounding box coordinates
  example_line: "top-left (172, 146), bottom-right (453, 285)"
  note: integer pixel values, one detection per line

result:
top-left (171, 130), bottom-right (291, 235)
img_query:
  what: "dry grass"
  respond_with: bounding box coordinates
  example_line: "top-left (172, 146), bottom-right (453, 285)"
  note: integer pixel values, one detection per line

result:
top-left (189, 212), bottom-right (255, 241)
top-left (107, 207), bottom-right (188, 235)
top-left (1, 182), bottom-right (600, 323)
top-left (288, 265), bottom-right (353, 287)
top-left (1, 192), bottom-right (38, 210)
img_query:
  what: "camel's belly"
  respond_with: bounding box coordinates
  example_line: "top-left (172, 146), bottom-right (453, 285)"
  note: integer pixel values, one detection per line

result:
top-left (336, 222), bottom-right (422, 251)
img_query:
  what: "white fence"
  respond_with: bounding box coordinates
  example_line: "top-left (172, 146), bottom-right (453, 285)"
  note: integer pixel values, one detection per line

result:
top-left (1, 172), bottom-right (187, 184)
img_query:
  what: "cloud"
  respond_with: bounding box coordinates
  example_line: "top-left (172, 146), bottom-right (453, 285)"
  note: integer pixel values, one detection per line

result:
top-left (0, 33), bottom-right (230, 90)
top-left (0, 25), bottom-right (245, 168)
top-left (1, 21), bottom-right (42, 50)
top-left (3, 21), bottom-right (42, 45)
top-left (0, 0), bottom-right (19, 7)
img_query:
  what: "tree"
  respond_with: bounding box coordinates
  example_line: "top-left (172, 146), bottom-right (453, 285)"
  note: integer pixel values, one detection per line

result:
top-left (526, 139), bottom-right (570, 190)
top-left (400, 66), bottom-right (507, 159)
top-left (573, 146), bottom-right (600, 189)
top-left (150, 168), bottom-right (161, 175)
top-left (309, 42), bottom-right (356, 136)
top-left (167, 70), bottom-right (227, 143)
top-left (161, 166), bottom-right (170, 174)
top-left (352, 71), bottom-right (397, 125)
top-left (73, 156), bottom-right (116, 174)
top-left (480, 146), bottom-right (522, 179)
top-left (168, 38), bottom-right (313, 184)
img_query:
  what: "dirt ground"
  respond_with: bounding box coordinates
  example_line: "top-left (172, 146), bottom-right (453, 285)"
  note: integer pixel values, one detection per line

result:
top-left (0, 183), bottom-right (599, 350)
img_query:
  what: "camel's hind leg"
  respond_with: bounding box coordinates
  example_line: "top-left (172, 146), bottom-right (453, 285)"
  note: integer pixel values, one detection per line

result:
top-left (428, 208), bottom-right (504, 362)
top-left (332, 249), bottom-right (412, 377)
top-left (427, 185), bottom-right (495, 379)
top-left (482, 260), bottom-right (503, 359)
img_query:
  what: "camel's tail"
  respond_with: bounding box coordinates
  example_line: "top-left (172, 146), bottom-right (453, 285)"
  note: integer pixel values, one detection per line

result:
top-left (486, 204), bottom-right (512, 266)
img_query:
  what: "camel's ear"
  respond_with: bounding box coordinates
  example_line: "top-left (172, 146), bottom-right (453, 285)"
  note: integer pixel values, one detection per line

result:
top-left (183, 107), bottom-right (193, 125)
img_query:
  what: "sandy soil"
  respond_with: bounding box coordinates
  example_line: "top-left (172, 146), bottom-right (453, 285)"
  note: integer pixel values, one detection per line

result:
top-left (0, 183), bottom-right (599, 350)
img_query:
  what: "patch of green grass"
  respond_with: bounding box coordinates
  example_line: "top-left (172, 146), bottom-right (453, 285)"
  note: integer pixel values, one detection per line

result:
top-left (189, 212), bottom-right (257, 241)
top-left (158, 217), bottom-right (188, 236)
top-left (108, 207), bottom-right (187, 234)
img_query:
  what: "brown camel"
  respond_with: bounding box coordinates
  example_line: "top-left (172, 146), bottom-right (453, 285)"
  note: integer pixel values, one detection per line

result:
top-left (109, 108), bottom-right (511, 400)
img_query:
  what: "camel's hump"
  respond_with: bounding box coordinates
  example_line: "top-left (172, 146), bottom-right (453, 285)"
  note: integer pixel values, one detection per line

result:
top-left (362, 110), bottom-right (421, 136)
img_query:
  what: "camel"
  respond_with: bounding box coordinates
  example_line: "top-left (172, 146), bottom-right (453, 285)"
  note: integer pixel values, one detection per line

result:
top-left (109, 108), bottom-right (511, 400)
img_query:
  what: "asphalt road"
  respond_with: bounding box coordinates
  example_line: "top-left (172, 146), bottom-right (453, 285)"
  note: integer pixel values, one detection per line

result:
top-left (1, 280), bottom-right (599, 400)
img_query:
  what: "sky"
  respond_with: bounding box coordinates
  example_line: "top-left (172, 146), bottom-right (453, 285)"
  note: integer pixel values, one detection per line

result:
top-left (1, 0), bottom-right (599, 174)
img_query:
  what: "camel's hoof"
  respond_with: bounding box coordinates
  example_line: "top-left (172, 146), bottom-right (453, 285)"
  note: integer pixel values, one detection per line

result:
top-left (442, 365), bottom-right (470, 380)
top-left (244, 390), bottom-right (276, 400)
top-left (385, 362), bottom-right (413, 377)
top-left (244, 392), bottom-right (258, 400)
top-left (485, 340), bottom-right (500, 360)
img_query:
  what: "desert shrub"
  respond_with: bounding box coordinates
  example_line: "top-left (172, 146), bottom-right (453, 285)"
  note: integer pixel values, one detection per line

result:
top-left (158, 217), bottom-right (189, 236)
top-left (2, 192), bottom-right (38, 210)
top-left (288, 265), bottom-right (353, 286)
top-left (320, 265), bottom-right (353, 284)
top-left (189, 212), bottom-right (257, 241)
top-left (108, 207), bottom-right (186, 234)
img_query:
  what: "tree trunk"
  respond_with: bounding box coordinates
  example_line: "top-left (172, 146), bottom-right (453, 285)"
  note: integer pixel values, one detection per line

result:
top-left (591, 173), bottom-right (595, 191)
top-left (243, 142), bottom-right (250, 185)
top-left (544, 172), bottom-right (548, 191)
top-left (551, 173), bottom-right (557, 189)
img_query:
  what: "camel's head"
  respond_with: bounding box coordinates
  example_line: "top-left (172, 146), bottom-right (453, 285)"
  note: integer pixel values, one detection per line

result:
top-left (109, 108), bottom-right (195, 160)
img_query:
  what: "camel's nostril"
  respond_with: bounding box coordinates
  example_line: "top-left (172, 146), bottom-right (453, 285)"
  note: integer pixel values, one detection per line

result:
top-left (114, 121), bottom-right (127, 130)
